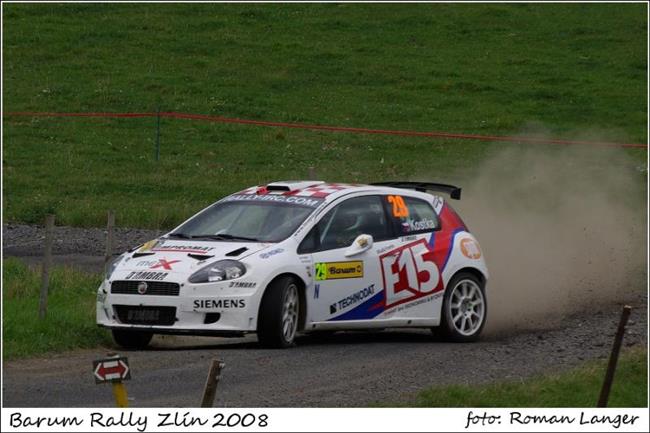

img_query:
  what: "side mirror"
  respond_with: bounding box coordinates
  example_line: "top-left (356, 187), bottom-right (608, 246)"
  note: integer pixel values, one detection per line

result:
top-left (344, 234), bottom-right (373, 257)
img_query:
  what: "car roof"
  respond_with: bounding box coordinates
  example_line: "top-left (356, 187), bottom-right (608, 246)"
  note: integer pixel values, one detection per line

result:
top-left (234, 180), bottom-right (436, 203)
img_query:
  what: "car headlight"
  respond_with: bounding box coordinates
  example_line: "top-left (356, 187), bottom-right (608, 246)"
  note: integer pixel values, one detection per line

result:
top-left (105, 254), bottom-right (125, 280)
top-left (189, 260), bottom-right (247, 283)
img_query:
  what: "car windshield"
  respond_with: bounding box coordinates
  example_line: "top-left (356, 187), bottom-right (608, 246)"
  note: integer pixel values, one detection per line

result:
top-left (170, 197), bottom-right (323, 243)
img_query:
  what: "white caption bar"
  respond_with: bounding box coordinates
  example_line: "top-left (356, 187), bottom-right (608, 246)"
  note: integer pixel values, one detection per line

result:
top-left (2, 408), bottom-right (648, 432)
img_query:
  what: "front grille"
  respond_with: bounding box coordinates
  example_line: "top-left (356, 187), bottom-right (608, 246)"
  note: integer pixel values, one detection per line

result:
top-left (114, 305), bottom-right (177, 326)
top-left (111, 280), bottom-right (180, 296)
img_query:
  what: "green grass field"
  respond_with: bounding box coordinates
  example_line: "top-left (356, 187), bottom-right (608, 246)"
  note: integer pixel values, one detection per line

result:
top-left (2, 3), bottom-right (647, 228)
top-left (389, 348), bottom-right (648, 407)
top-left (2, 258), bottom-right (110, 359)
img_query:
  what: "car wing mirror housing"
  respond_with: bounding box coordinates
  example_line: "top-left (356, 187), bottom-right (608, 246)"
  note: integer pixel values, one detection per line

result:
top-left (344, 234), bottom-right (373, 257)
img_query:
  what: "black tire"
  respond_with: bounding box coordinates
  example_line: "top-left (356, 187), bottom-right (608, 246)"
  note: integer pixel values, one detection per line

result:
top-left (257, 276), bottom-right (300, 348)
top-left (111, 329), bottom-right (153, 349)
top-left (434, 272), bottom-right (487, 342)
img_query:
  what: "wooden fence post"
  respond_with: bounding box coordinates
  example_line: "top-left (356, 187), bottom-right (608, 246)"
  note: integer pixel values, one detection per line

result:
top-left (308, 166), bottom-right (317, 180)
top-left (597, 305), bottom-right (632, 407)
top-left (200, 359), bottom-right (225, 407)
top-left (104, 210), bottom-right (115, 273)
top-left (38, 214), bottom-right (55, 319)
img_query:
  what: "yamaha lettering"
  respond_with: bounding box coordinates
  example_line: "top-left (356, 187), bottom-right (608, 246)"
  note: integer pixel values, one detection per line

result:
top-left (228, 281), bottom-right (256, 288)
top-left (125, 271), bottom-right (168, 281)
top-left (193, 299), bottom-right (246, 309)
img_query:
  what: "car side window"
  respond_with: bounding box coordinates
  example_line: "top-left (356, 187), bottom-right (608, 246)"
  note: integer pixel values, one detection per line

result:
top-left (385, 195), bottom-right (440, 236)
top-left (299, 195), bottom-right (391, 253)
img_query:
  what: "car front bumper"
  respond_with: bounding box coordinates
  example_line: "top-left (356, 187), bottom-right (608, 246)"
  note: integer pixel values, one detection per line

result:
top-left (96, 279), bottom-right (261, 334)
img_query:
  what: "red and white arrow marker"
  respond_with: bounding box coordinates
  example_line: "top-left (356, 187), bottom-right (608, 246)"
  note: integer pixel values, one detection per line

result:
top-left (94, 359), bottom-right (129, 382)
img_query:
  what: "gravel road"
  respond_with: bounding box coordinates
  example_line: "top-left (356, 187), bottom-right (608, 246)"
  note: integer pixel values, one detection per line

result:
top-left (3, 223), bottom-right (160, 272)
top-left (2, 223), bottom-right (647, 407)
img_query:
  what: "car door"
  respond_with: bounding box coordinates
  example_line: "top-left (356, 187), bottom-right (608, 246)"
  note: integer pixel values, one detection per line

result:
top-left (379, 193), bottom-right (444, 321)
top-left (300, 194), bottom-right (395, 324)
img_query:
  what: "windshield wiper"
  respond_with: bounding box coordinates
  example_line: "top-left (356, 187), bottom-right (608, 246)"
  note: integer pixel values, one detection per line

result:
top-left (168, 232), bottom-right (192, 239)
top-left (191, 234), bottom-right (260, 242)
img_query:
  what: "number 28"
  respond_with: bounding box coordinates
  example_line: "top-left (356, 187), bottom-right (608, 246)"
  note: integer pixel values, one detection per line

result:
top-left (387, 195), bottom-right (409, 218)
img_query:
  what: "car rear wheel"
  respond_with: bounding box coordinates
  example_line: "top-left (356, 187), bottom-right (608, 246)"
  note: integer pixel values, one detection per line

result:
top-left (434, 272), bottom-right (487, 342)
top-left (111, 329), bottom-right (153, 349)
top-left (257, 276), bottom-right (300, 348)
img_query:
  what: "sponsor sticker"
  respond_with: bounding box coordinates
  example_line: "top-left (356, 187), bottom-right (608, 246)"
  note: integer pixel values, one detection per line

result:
top-left (460, 238), bottom-right (482, 259)
top-left (137, 239), bottom-right (158, 253)
top-left (380, 239), bottom-right (442, 310)
top-left (401, 218), bottom-right (437, 233)
top-left (376, 244), bottom-right (396, 254)
top-left (193, 298), bottom-right (246, 311)
top-left (228, 281), bottom-right (256, 288)
top-left (150, 258), bottom-right (180, 270)
top-left (315, 261), bottom-right (363, 281)
top-left (432, 195), bottom-right (444, 214)
top-left (259, 248), bottom-right (284, 259)
top-left (223, 194), bottom-right (324, 208)
top-left (124, 271), bottom-right (169, 281)
top-left (152, 242), bottom-right (215, 254)
top-left (391, 294), bottom-right (435, 313)
top-left (330, 284), bottom-right (375, 315)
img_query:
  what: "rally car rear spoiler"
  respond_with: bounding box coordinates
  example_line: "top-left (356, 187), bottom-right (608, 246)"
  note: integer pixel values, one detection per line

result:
top-left (370, 181), bottom-right (462, 200)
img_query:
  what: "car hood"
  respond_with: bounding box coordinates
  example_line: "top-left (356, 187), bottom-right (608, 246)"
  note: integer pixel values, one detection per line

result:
top-left (113, 238), bottom-right (272, 277)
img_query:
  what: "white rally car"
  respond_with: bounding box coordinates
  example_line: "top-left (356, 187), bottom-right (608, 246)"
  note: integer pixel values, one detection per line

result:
top-left (97, 181), bottom-right (488, 348)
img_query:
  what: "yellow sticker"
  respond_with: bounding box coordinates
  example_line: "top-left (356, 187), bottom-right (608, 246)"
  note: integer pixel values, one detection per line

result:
top-left (138, 239), bottom-right (158, 253)
top-left (315, 261), bottom-right (364, 280)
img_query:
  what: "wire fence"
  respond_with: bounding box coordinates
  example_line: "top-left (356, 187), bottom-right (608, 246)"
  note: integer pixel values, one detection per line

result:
top-left (4, 111), bottom-right (647, 149)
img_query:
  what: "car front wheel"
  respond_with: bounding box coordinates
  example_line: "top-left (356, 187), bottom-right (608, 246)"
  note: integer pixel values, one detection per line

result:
top-left (435, 272), bottom-right (487, 342)
top-left (257, 276), bottom-right (300, 348)
top-left (111, 329), bottom-right (153, 349)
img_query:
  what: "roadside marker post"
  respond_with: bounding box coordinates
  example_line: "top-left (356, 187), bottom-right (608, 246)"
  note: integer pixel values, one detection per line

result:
top-left (597, 305), bottom-right (632, 407)
top-left (201, 359), bottom-right (226, 407)
top-left (93, 354), bottom-right (131, 408)
top-left (38, 214), bottom-right (55, 319)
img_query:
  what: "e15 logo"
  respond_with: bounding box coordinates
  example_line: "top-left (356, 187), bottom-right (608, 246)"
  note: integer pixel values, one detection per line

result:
top-left (380, 239), bottom-right (442, 309)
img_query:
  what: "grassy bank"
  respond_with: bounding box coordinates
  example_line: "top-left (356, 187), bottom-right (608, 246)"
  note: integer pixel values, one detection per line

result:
top-left (2, 3), bottom-right (647, 228)
top-left (2, 258), bottom-right (110, 359)
top-left (395, 348), bottom-right (648, 407)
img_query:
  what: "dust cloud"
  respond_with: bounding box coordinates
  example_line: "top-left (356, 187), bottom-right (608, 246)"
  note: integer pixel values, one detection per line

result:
top-left (442, 143), bottom-right (646, 333)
